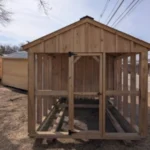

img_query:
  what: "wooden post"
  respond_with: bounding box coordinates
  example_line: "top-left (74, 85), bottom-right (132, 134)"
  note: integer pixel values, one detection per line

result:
top-left (130, 54), bottom-right (136, 126)
top-left (114, 59), bottom-right (117, 107)
top-left (123, 56), bottom-right (128, 117)
top-left (139, 51), bottom-right (148, 137)
top-left (102, 53), bottom-right (106, 136)
top-left (37, 54), bottom-right (43, 124)
top-left (117, 59), bottom-right (122, 111)
top-left (28, 52), bottom-right (36, 136)
top-left (99, 55), bottom-right (103, 135)
top-left (43, 54), bottom-right (49, 116)
top-left (68, 55), bottom-right (74, 131)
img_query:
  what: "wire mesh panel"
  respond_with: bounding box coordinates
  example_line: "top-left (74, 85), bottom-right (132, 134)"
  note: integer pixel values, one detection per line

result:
top-left (104, 53), bottom-right (141, 137)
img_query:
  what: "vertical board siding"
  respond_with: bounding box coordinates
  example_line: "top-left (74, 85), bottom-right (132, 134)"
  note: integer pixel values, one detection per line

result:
top-left (29, 22), bottom-right (148, 54)
top-left (28, 52), bottom-right (35, 136)
top-left (139, 52), bottom-right (148, 137)
top-left (0, 57), bottom-right (2, 79)
top-left (74, 56), bottom-right (99, 92)
top-left (123, 56), bottom-right (128, 117)
top-left (130, 54), bottom-right (136, 126)
top-left (59, 30), bottom-right (73, 53)
top-left (73, 24), bottom-right (86, 52)
top-left (68, 55), bottom-right (74, 130)
top-left (118, 36), bottom-right (130, 52)
top-left (104, 31), bottom-right (115, 52)
top-left (88, 24), bottom-right (101, 52)
top-left (45, 37), bottom-right (56, 53)
top-left (37, 55), bottom-right (43, 124)
top-left (117, 59), bottom-right (122, 111)
top-left (106, 55), bottom-right (114, 90)
top-left (43, 54), bottom-right (49, 115)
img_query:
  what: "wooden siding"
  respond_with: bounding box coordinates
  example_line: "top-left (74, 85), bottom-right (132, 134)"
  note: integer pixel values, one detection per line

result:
top-left (35, 54), bottom-right (108, 93)
top-left (29, 23), bottom-right (148, 53)
top-left (0, 57), bottom-right (2, 79)
top-left (2, 58), bottom-right (28, 90)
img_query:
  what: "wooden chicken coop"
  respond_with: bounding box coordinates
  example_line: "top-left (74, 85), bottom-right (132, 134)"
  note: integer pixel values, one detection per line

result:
top-left (23, 16), bottom-right (150, 140)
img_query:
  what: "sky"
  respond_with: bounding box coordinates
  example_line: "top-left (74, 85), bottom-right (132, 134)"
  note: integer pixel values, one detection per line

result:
top-left (0, 0), bottom-right (150, 46)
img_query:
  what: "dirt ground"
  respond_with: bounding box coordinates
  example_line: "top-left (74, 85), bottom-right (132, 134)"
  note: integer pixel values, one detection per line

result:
top-left (1, 84), bottom-right (150, 150)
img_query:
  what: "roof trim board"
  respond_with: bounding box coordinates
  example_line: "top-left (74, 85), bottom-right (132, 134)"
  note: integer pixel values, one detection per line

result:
top-left (22, 16), bottom-right (150, 50)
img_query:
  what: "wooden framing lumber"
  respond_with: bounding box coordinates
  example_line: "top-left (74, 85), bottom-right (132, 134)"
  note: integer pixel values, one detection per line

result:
top-left (107, 109), bottom-right (124, 133)
top-left (102, 53), bottom-right (106, 136)
top-left (37, 54), bottom-right (43, 124)
top-left (36, 90), bottom-right (68, 96)
top-left (50, 104), bottom-right (66, 132)
top-left (65, 104), bottom-right (98, 108)
top-left (68, 55), bottom-right (74, 131)
top-left (92, 56), bottom-right (99, 62)
top-left (106, 90), bottom-right (139, 96)
top-left (130, 54), bottom-right (136, 126)
top-left (28, 52), bottom-right (36, 136)
top-left (74, 92), bottom-right (98, 96)
top-left (139, 51), bottom-right (148, 137)
top-left (123, 56), bottom-right (128, 117)
top-left (99, 54), bottom-right (103, 133)
top-left (74, 56), bottom-right (81, 63)
top-left (35, 131), bottom-right (140, 140)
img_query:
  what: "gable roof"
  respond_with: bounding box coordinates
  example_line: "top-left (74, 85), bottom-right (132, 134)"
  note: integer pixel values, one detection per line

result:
top-left (22, 16), bottom-right (150, 50)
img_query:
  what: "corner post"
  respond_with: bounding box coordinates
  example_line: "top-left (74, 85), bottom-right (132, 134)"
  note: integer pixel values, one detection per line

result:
top-left (139, 51), bottom-right (148, 137)
top-left (68, 54), bottom-right (74, 131)
top-left (28, 52), bottom-right (36, 137)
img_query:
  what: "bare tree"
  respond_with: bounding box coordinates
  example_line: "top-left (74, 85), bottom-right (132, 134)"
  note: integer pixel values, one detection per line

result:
top-left (0, 0), bottom-right (11, 25)
top-left (0, 0), bottom-right (51, 25)
top-left (38, 0), bottom-right (52, 15)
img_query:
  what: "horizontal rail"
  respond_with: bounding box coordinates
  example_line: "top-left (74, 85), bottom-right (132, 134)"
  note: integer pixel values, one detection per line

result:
top-left (36, 90), bottom-right (68, 96)
top-left (36, 131), bottom-right (102, 139)
top-left (104, 133), bottom-right (140, 140)
top-left (106, 90), bottom-right (139, 96)
top-left (65, 104), bottom-right (99, 108)
top-left (34, 131), bottom-right (141, 140)
top-left (74, 92), bottom-right (98, 96)
top-left (76, 53), bottom-right (102, 56)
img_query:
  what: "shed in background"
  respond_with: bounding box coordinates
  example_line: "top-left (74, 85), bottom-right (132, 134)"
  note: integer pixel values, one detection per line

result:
top-left (0, 56), bottom-right (2, 79)
top-left (2, 51), bottom-right (28, 90)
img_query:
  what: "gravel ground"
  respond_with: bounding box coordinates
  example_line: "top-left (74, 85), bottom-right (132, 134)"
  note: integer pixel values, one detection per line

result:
top-left (1, 83), bottom-right (150, 150)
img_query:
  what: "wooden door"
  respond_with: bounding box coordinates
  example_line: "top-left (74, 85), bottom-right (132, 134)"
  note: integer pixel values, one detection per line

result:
top-left (68, 53), bottom-right (103, 138)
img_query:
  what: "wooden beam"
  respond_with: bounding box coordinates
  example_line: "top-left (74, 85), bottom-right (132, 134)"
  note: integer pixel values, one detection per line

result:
top-left (114, 59), bottom-right (117, 107)
top-left (99, 54), bottom-right (103, 134)
top-left (28, 52), bottom-right (36, 136)
top-left (35, 131), bottom-right (140, 140)
top-left (102, 53), bottom-right (106, 136)
top-left (104, 133), bottom-right (140, 140)
top-left (123, 56), bottom-right (128, 117)
top-left (50, 104), bottom-right (66, 132)
top-left (76, 53), bottom-right (101, 56)
top-left (109, 106), bottom-right (136, 133)
top-left (36, 90), bottom-right (68, 96)
top-left (107, 109), bottom-right (124, 133)
top-left (139, 51), bottom-right (148, 137)
top-left (92, 56), bottom-right (99, 62)
top-left (74, 92), bottom-right (98, 96)
top-left (130, 54), bottom-right (136, 126)
top-left (43, 54), bottom-right (49, 116)
top-left (37, 54), bottom-right (43, 124)
top-left (74, 56), bottom-right (81, 64)
top-left (36, 102), bottom-right (59, 131)
top-left (68, 55), bottom-right (74, 131)
top-left (117, 59), bottom-right (122, 111)
top-left (106, 90), bottom-right (139, 96)
top-left (65, 104), bottom-right (98, 108)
